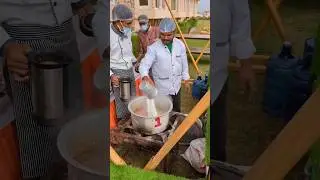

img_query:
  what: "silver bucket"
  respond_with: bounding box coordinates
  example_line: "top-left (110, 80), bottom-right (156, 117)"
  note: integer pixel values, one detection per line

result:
top-left (57, 108), bottom-right (108, 180)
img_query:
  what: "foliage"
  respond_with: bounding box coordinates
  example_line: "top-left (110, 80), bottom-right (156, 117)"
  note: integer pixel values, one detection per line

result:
top-left (177, 18), bottom-right (198, 34)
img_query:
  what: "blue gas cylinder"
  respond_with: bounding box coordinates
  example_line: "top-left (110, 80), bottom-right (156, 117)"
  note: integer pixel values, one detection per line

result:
top-left (262, 42), bottom-right (300, 117)
top-left (284, 61), bottom-right (313, 121)
top-left (284, 38), bottom-right (316, 121)
top-left (192, 76), bottom-right (203, 99)
top-left (298, 38), bottom-right (315, 66)
top-left (192, 75), bottom-right (208, 100)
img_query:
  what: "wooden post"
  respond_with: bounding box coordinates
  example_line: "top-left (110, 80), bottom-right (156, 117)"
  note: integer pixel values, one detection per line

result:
top-left (110, 146), bottom-right (127, 166)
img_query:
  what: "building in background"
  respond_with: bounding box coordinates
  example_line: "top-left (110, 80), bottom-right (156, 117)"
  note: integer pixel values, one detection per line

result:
top-left (111, 0), bottom-right (201, 31)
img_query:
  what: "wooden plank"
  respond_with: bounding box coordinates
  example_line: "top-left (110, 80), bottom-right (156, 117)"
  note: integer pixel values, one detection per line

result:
top-left (243, 87), bottom-right (320, 180)
top-left (143, 90), bottom-right (210, 170)
top-left (176, 34), bottom-right (210, 40)
top-left (228, 63), bottom-right (266, 74)
top-left (189, 47), bottom-right (210, 55)
top-left (110, 146), bottom-right (127, 166)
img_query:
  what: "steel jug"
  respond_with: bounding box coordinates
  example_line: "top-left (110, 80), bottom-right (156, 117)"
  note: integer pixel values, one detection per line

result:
top-left (119, 76), bottom-right (131, 102)
top-left (28, 51), bottom-right (71, 126)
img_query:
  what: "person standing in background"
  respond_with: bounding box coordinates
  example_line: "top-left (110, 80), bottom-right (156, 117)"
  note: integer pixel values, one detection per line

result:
top-left (0, 0), bottom-right (91, 179)
top-left (210, 0), bottom-right (256, 162)
top-left (135, 14), bottom-right (160, 71)
top-left (139, 18), bottom-right (190, 112)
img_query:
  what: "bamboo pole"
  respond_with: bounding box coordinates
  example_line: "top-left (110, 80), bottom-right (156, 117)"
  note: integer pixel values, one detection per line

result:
top-left (267, 0), bottom-right (287, 41)
top-left (144, 90), bottom-right (210, 170)
top-left (195, 40), bottom-right (210, 64)
top-left (253, 0), bottom-right (282, 41)
top-left (110, 146), bottom-right (127, 166)
top-left (243, 88), bottom-right (320, 180)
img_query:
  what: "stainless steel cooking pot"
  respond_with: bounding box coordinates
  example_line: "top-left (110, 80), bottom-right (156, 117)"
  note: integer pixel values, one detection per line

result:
top-left (28, 51), bottom-right (71, 126)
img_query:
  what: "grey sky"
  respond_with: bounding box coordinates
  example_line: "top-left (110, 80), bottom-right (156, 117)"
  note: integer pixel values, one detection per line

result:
top-left (198, 0), bottom-right (210, 13)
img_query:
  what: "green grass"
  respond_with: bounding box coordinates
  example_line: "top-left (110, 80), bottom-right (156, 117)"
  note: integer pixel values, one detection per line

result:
top-left (110, 163), bottom-right (187, 180)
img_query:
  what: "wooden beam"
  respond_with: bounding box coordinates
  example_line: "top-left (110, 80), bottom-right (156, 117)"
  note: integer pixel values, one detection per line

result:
top-left (110, 146), bottom-right (127, 166)
top-left (228, 63), bottom-right (266, 74)
top-left (143, 90), bottom-right (210, 170)
top-left (243, 88), bottom-right (320, 180)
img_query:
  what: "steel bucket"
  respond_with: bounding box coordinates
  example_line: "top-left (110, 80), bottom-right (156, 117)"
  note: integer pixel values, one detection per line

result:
top-left (57, 108), bottom-right (108, 180)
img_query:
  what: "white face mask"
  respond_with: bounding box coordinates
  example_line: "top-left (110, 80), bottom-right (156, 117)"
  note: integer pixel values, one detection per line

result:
top-left (119, 21), bottom-right (131, 36)
top-left (141, 24), bottom-right (148, 32)
top-left (123, 27), bottom-right (132, 35)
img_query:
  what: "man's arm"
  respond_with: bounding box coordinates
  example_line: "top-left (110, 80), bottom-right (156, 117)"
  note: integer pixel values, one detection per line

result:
top-left (0, 26), bottom-right (13, 57)
top-left (139, 46), bottom-right (156, 78)
top-left (230, 0), bottom-right (256, 61)
top-left (92, 0), bottom-right (108, 57)
top-left (91, 0), bottom-right (112, 76)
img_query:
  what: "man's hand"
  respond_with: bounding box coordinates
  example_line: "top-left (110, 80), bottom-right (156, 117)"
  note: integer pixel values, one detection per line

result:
top-left (4, 42), bottom-right (31, 81)
top-left (134, 62), bottom-right (140, 73)
top-left (142, 76), bottom-right (154, 85)
top-left (111, 74), bottom-right (120, 86)
top-left (239, 59), bottom-right (257, 102)
top-left (75, 4), bottom-right (93, 17)
top-left (183, 80), bottom-right (191, 93)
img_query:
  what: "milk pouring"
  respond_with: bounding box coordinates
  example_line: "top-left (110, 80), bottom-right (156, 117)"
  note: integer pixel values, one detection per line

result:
top-left (139, 81), bottom-right (158, 117)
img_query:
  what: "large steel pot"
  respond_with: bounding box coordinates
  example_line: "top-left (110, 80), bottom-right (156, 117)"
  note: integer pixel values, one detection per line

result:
top-left (57, 108), bottom-right (108, 180)
top-left (128, 95), bottom-right (173, 135)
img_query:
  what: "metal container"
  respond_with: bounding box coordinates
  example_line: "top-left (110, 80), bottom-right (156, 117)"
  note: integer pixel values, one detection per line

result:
top-left (128, 95), bottom-right (173, 135)
top-left (119, 76), bottom-right (131, 101)
top-left (57, 108), bottom-right (108, 180)
top-left (28, 51), bottom-right (71, 126)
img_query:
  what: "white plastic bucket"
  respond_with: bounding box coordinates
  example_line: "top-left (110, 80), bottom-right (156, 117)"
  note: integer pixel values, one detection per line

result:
top-left (128, 95), bottom-right (173, 134)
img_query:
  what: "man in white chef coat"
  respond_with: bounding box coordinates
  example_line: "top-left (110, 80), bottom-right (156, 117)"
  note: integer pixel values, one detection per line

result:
top-left (0, 1), bottom-right (91, 179)
top-left (210, 0), bottom-right (256, 162)
top-left (139, 18), bottom-right (190, 112)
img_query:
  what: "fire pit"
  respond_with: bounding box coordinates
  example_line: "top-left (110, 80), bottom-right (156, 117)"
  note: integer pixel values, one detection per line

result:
top-left (110, 112), bottom-right (206, 179)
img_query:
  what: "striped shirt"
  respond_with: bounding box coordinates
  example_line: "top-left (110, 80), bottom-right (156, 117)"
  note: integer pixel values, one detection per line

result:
top-left (0, 0), bottom-right (87, 48)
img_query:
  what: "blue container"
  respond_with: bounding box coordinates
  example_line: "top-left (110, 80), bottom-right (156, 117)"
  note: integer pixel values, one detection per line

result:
top-left (298, 38), bottom-right (316, 67)
top-left (192, 75), bottom-right (208, 100)
top-left (284, 64), bottom-right (313, 121)
top-left (284, 38), bottom-right (316, 121)
top-left (262, 42), bottom-right (300, 117)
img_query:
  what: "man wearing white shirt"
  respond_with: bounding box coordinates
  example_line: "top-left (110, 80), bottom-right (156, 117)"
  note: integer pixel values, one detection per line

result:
top-left (139, 18), bottom-right (190, 112)
top-left (0, 1), bottom-right (91, 179)
top-left (210, 0), bottom-right (256, 162)
top-left (107, 4), bottom-right (137, 119)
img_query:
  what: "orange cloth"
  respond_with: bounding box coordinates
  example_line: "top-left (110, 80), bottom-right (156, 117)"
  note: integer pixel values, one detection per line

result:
top-left (110, 99), bottom-right (117, 129)
top-left (81, 49), bottom-right (107, 109)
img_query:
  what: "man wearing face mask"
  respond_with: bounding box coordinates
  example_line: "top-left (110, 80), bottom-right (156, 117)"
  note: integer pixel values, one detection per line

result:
top-left (109, 4), bottom-right (137, 119)
top-left (136, 15), bottom-right (160, 64)
top-left (139, 18), bottom-right (190, 112)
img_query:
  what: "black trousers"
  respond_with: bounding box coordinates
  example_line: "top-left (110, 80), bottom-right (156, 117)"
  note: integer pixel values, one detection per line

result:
top-left (210, 81), bottom-right (228, 162)
top-left (170, 90), bottom-right (181, 112)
